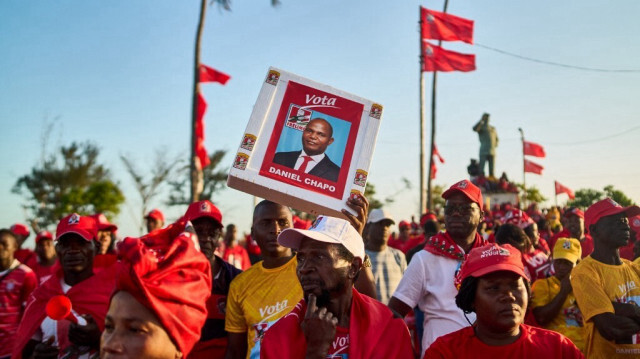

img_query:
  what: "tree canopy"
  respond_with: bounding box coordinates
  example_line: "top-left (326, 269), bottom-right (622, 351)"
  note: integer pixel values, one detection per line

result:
top-left (568, 185), bottom-right (636, 208)
top-left (12, 142), bottom-right (125, 230)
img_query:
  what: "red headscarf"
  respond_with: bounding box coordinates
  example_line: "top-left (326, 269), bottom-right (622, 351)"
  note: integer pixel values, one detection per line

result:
top-left (115, 222), bottom-right (212, 357)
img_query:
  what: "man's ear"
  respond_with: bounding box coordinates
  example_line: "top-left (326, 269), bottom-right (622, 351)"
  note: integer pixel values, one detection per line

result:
top-left (328, 137), bottom-right (334, 146)
top-left (349, 257), bottom-right (362, 279)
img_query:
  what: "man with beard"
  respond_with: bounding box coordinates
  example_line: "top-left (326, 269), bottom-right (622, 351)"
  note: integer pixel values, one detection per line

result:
top-left (182, 200), bottom-right (242, 359)
top-left (225, 196), bottom-right (375, 359)
top-left (260, 215), bottom-right (412, 358)
top-left (13, 214), bottom-right (116, 359)
top-left (388, 179), bottom-right (487, 353)
top-left (571, 198), bottom-right (640, 358)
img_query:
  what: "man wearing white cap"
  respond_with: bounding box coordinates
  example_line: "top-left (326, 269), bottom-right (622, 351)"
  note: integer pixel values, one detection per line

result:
top-left (364, 208), bottom-right (406, 304)
top-left (260, 215), bottom-right (413, 358)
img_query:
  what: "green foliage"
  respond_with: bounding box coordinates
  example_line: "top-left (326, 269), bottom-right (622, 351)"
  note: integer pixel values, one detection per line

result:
top-left (12, 142), bottom-right (125, 230)
top-left (604, 185), bottom-right (636, 206)
top-left (514, 183), bottom-right (547, 204)
top-left (168, 149), bottom-right (228, 206)
top-left (364, 183), bottom-right (383, 210)
top-left (567, 185), bottom-right (635, 208)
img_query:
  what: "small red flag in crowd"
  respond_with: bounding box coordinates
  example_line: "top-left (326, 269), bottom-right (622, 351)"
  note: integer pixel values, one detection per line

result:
top-left (433, 144), bottom-right (445, 164)
top-left (195, 92), bottom-right (210, 168)
top-left (524, 159), bottom-right (544, 175)
top-left (523, 140), bottom-right (546, 158)
top-left (422, 42), bottom-right (476, 72)
top-left (199, 65), bottom-right (231, 85)
top-left (555, 181), bottom-right (575, 199)
top-left (420, 7), bottom-right (474, 44)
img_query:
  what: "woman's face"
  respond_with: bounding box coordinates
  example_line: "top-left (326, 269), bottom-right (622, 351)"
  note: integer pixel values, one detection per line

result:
top-left (474, 271), bottom-right (528, 334)
top-left (101, 291), bottom-right (182, 359)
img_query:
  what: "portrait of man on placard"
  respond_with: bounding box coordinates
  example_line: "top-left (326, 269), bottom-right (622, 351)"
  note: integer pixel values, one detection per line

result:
top-left (273, 112), bottom-right (346, 182)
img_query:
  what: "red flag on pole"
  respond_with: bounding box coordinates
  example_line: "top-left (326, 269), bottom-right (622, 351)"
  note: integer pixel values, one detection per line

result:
top-left (433, 144), bottom-right (445, 163)
top-left (420, 7), bottom-right (474, 44)
top-left (555, 181), bottom-right (575, 199)
top-left (523, 140), bottom-right (546, 158)
top-left (199, 65), bottom-right (231, 85)
top-left (422, 42), bottom-right (476, 72)
top-left (430, 161), bottom-right (437, 179)
top-left (195, 92), bottom-right (211, 168)
top-left (524, 159), bottom-right (544, 175)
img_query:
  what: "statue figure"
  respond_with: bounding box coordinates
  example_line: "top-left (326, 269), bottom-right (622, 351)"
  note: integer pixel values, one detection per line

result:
top-left (472, 113), bottom-right (498, 177)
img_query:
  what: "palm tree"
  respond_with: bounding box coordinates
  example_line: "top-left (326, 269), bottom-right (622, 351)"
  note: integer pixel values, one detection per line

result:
top-left (190, 0), bottom-right (280, 202)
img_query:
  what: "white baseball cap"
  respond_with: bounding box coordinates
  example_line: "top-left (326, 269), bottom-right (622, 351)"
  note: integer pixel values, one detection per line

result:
top-left (367, 208), bottom-right (395, 224)
top-left (277, 215), bottom-right (365, 260)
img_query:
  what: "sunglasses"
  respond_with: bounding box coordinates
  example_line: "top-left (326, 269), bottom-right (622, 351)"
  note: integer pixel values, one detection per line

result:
top-left (444, 203), bottom-right (477, 216)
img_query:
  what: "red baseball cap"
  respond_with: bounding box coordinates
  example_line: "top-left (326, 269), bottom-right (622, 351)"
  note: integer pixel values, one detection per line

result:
top-left (398, 220), bottom-right (411, 230)
top-left (10, 223), bottom-right (30, 238)
top-left (564, 207), bottom-right (584, 219)
top-left (91, 213), bottom-right (118, 232)
top-left (585, 198), bottom-right (640, 233)
top-left (420, 213), bottom-right (438, 227)
top-left (56, 213), bottom-right (98, 241)
top-left (630, 215), bottom-right (640, 233)
top-left (458, 243), bottom-right (528, 283)
top-left (36, 230), bottom-right (54, 243)
top-left (146, 209), bottom-right (165, 223)
top-left (442, 180), bottom-right (484, 210)
top-left (183, 200), bottom-right (223, 225)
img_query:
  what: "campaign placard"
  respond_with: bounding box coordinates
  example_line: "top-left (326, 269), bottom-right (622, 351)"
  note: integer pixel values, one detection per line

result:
top-left (227, 67), bottom-right (383, 218)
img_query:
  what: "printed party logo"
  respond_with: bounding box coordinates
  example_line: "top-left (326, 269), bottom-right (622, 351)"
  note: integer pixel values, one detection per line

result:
top-left (353, 170), bottom-right (368, 187)
top-left (265, 70), bottom-right (280, 86)
top-left (369, 104), bottom-right (383, 119)
top-left (233, 153), bottom-right (249, 170)
top-left (241, 133), bottom-right (256, 151)
top-left (285, 104), bottom-right (312, 131)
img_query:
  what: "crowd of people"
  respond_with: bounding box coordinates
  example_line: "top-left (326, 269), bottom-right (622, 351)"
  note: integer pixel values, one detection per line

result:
top-left (2, 179), bottom-right (640, 358)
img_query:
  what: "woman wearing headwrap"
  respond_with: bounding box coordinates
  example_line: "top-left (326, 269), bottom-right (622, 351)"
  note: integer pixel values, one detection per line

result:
top-left (100, 222), bottom-right (212, 359)
top-left (424, 243), bottom-right (583, 358)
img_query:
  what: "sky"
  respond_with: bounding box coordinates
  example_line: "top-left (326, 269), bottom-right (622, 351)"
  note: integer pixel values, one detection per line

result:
top-left (2, 0), bottom-right (639, 245)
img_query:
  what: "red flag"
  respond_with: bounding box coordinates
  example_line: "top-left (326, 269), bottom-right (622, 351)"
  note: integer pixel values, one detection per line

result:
top-left (555, 181), bottom-right (575, 199)
top-left (421, 7), bottom-right (474, 44)
top-left (524, 159), bottom-right (544, 175)
top-left (195, 92), bottom-right (210, 168)
top-left (199, 65), bottom-right (231, 85)
top-left (422, 42), bottom-right (475, 72)
top-left (433, 144), bottom-right (445, 164)
top-left (523, 140), bottom-right (546, 158)
top-left (430, 160), bottom-right (437, 179)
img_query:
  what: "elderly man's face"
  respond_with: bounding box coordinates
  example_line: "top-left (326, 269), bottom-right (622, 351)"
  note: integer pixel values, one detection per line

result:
top-left (302, 119), bottom-right (334, 156)
top-left (443, 193), bottom-right (483, 240)
top-left (296, 240), bottom-right (351, 307)
top-left (192, 217), bottom-right (223, 260)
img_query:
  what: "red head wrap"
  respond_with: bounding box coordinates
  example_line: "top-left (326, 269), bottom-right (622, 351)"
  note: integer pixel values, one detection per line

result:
top-left (115, 222), bottom-right (212, 356)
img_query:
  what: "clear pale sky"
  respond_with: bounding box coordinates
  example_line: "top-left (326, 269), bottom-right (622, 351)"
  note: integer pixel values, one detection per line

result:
top-left (2, 0), bottom-right (639, 244)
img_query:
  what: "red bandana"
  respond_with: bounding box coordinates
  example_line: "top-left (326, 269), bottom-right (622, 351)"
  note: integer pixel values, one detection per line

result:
top-left (423, 231), bottom-right (486, 260)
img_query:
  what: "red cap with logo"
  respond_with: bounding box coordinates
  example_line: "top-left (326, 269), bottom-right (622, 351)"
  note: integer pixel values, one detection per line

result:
top-left (91, 213), bottom-right (118, 232)
top-left (398, 220), bottom-right (411, 230)
top-left (442, 179), bottom-right (484, 211)
top-left (36, 230), bottom-right (54, 243)
top-left (564, 207), bottom-right (584, 219)
top-left (585, 198), bottom-right (640, 233)
top-left (420, 213), bottom-right (438, 228)
top-left (457, 243), bottom-right (528, 283)
top-left (10, 223), bottom-right (30, 238)
top-left (56, 213), bottom-right (98, 241)
top-left (145, 209), bottom-right (165, 223)
top-left (183, 200), bottom-right (223, 225)
top-left (503, 209), bottom-right (534, 229)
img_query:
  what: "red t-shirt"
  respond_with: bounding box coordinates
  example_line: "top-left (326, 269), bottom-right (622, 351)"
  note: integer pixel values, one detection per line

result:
top-left (222, 244), bottom-right (251, 271)
top-left (23, 257), bottom-right (59, 284)
top-left (424, 324), bottom-right (584, 359)
top-left (328, 327), bottom-right (349, 358)
top-left (0, 263), bottom-right (37, 357)
top-left (522, 249), bottom-right (551, 282)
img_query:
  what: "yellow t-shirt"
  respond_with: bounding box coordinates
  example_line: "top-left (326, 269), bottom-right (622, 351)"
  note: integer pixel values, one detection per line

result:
top-left (225, 256), bottom-right (303, 359)
top-left (531, 275), bottom-right (585, 352)
top-left (571, 256), bottom-right (640, 358)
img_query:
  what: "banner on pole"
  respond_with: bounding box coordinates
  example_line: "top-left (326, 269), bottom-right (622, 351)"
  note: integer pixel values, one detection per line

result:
top-left (421, 7), bottom-right (474, 44)
top-left (422, 42), bottom-right (476, 72)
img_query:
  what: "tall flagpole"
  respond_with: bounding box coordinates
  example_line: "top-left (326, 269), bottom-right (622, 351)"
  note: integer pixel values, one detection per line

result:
top-left (425, 0), bottom-right (449, 213)
top-left (518, 127), bottom-right (527, 208)
top-left (419, 7), bottom-right (426, 214)
top-left (190, 0), bottom-right (207, 203)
